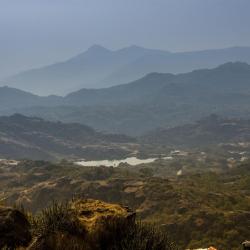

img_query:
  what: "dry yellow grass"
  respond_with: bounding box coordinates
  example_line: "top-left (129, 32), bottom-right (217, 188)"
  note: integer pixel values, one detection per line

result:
top-left (71, 199), bottom-right (131, 233)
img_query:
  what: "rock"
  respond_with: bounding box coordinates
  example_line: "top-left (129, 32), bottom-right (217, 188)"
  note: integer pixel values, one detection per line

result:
top-left (72, 199), bottom-right (136, 249)
top-left (243, 241), bottom-right (250, 250)
top-left (0, 206), bottom-right (31, 249)
top-left (71, 199), bottom-right (135, 232)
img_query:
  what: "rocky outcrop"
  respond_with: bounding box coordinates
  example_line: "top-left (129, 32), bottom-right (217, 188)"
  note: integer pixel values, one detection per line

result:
top-left (71, 199), bottom-right (135, 232)
top-left (0, 206), bottom-right (31, 249)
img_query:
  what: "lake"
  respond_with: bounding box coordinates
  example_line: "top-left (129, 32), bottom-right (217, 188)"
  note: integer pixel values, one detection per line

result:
top-left (75, 157), bottom-right (157, 167)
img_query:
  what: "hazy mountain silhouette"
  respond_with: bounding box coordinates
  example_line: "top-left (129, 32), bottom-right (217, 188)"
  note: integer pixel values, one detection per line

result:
top-left (4, 45), bottom-right (250, 95)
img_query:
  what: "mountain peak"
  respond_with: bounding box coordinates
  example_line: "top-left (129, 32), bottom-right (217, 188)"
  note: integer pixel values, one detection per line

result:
top-left (87, 44), bottom-right (110, 53)
top-left (118, 45), bottom-right (151, 53)
top-left (67, 45), bottom-right (111, 64)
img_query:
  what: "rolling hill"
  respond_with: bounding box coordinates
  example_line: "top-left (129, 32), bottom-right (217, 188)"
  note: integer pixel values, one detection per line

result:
top-left (0, 114), bottom-right (135, 160)
top-left (142, 114), bottom-right (250, 148)
top-left (0, 86), bottom-right (62, 112)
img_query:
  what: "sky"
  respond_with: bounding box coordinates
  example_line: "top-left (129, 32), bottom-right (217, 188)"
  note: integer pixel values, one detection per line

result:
top-left (0, 0), bottom-right (250, 78)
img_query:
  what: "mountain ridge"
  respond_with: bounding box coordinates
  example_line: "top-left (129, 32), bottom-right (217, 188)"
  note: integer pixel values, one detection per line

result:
top-left (3, 45), bottom-right (250, 95)
top-left (2, 62), bottom-right (250, 135)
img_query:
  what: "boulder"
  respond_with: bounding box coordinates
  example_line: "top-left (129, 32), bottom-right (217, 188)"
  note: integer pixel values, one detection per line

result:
top-left (0, 206), bottom-right (31, 249)
top-left (71, 199), bottom-right (135, 233)
top-left (243, 241), bottom-right (250, 250)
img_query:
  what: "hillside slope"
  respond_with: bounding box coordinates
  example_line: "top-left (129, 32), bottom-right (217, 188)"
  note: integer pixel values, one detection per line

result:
top-left (143, 114), bottom-right (250, 147)
top-left (0, 86), bottom-right (62, 112)
top-left (0, 114), bottom-right (135, 160)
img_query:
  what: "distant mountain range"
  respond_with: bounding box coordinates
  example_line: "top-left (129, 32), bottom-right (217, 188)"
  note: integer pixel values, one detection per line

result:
top-left (1, 62), bottom-right (250, 135)
top-left (3, 45), bottom-right (250, 95)
top-left (0, 114), bottom-right (134, 161)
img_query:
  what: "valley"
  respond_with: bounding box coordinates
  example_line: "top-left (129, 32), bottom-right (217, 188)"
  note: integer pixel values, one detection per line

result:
top-left (1, 114), bottom-right (250, 249)
top-left (2, 2), bottom-right (250, 249)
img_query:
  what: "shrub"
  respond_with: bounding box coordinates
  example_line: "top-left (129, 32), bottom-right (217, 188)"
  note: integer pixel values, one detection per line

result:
top-left (31, 201), bottom-right (85, 238)
top-left (92, 218), bottom-right (176, 250)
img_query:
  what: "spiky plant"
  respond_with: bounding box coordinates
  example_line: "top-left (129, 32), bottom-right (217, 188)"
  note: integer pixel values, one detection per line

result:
top-left (31, 201), bottom-right (85, 237)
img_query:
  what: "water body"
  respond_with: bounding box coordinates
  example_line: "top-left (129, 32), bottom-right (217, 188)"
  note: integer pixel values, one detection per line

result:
top-left (75, 157), bottom-right (157, 167)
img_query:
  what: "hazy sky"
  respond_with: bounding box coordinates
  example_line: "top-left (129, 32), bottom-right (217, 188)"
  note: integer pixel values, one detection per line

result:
top-left (1, 0), bottom-right (250, 77)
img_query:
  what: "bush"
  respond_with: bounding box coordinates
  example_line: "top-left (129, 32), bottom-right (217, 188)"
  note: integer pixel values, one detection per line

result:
top-left (86, 214), bottom-right (175, 250)
top-left (31, 201), bottom-right (85, 237)
top-left (110, 221), bottom-right (176, 250)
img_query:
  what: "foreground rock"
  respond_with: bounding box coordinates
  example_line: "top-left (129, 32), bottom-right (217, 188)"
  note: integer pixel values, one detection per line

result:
top-left (0, 206), bottom-right (31, 249)
top-left (71, 199), bottom-right (135, 232)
